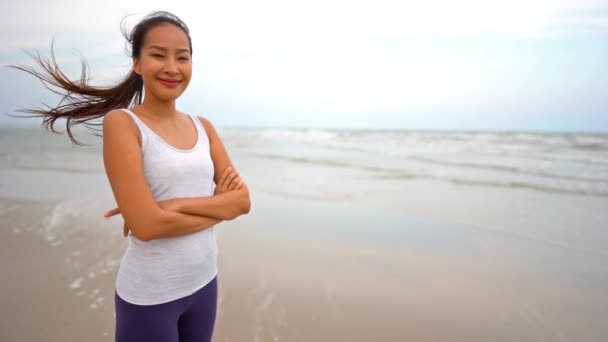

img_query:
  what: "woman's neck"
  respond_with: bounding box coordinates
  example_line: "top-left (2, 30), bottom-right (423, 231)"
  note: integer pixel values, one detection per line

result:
top-left (139, 97), bottom-right (178, 120)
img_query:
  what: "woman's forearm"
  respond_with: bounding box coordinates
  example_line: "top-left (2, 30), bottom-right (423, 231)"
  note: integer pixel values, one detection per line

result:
top-left (149, 187), bottom-right (250, 240)
top-left (141, 209), bottom-right (221, 241)
top-left (128, 188), bottom-right (250, 241)
top-left (172, 189), bottom-right (250, 220)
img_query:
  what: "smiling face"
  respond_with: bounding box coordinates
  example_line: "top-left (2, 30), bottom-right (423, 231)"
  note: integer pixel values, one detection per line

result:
top-left (133, 23), bottom-right (192, 103)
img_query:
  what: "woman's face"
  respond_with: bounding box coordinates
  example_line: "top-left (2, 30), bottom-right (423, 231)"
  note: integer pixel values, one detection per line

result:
top-left (133, 23), bottom-right (192, 102)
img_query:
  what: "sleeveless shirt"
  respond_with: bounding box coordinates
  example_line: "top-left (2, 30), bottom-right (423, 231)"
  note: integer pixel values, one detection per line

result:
top-left (115, 108), bottom-right (217, 305)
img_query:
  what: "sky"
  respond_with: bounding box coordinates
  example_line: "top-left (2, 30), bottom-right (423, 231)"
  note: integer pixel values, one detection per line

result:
top-left (0, 0), bottom-right (607, 132)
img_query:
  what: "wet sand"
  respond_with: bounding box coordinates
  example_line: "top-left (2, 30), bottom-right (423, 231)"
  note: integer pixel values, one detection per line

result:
top-left (214, 193), bottom-right (608, 342)
top-left (0, 199), bottom-right (118, 342)
top-left (1, 185), bottom-right (608, 341)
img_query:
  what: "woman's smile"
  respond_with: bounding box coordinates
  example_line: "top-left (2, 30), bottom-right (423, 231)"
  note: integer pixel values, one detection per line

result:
top-left (157, 78), bottom-right (182, 87)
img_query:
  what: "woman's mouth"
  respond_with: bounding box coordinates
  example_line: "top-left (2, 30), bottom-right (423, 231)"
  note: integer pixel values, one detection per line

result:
top-left (158, 78), bottom-right (181, 87)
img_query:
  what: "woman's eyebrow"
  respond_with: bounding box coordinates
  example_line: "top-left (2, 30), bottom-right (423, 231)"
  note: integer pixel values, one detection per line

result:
top-left (148, 45), bottom-right (190, 54)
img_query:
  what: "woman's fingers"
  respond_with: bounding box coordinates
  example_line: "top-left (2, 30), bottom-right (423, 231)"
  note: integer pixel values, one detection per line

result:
top-left (235, 179), bottom-right (245, 190)
top-left (215, 166), bottom-right (244, 193)
top-left (104, 207), bottom-right (121, 217)
top-left (225, 171), bottom-right (240, 190)
top-left (217, 167), bottom-right (232, 188)
top-left (229, 176), bottom-right (243, 190)
top-left (123, 222), bottom-right (129, 237)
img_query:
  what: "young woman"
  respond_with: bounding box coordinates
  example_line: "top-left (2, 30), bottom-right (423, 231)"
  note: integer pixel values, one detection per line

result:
top-left (12, 11), bottom-right (251, 342)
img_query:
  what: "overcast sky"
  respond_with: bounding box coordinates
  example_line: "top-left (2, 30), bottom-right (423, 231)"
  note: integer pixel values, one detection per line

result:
top-left (1, 0), bottom-right (607, 131)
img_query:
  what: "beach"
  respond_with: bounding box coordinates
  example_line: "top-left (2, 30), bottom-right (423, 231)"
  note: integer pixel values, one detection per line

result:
top-left (1, 124), bottom-right (607, 341)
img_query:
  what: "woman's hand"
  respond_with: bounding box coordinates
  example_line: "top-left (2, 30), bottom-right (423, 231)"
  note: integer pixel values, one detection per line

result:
top-left (123, 221), bottom-right (130, 237)
top-left (103, 209), bottom-right (131, 236)
top-left (214, 166), bottom-right (244, 195)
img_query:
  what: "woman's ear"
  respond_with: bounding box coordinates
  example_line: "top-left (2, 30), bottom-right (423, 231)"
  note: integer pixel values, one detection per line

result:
top-left (133, 58), bottom-right (141, 75)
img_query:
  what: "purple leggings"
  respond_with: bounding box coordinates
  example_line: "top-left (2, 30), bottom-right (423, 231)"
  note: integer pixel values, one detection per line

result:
top-left (114, 277), bottom-right (218, 342)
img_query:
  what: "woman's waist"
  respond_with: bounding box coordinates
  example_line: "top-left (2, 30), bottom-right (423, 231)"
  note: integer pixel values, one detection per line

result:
top-left (119, 237), bottom-right (217, 278)
top-left (119, 246), bottom-right (217, 269)
top-left (126, 230), bottom-right (216, 254)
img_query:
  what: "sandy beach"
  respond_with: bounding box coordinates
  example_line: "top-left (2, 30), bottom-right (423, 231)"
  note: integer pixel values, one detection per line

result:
top-left (0, 197), bottom-right (118, 341)
top-left (1, 125), bottom-right (607, 341)
top-left (2, 191), bottom-right (608, 341)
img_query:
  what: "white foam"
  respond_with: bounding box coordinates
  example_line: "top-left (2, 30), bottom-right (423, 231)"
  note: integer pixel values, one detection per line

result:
top-left (0, 205), bottom-right (17, 216)
top-left (105, 258), bottom-right (121, 266)
top-left (44, 234), bottom-right (57, 242)
top-left (70, 277), bottom-right (84, 289)
top-left (97, 268), bottom-right (111, 275)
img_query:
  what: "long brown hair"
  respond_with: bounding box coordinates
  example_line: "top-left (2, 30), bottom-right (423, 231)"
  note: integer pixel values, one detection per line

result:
top-left (8, 11), bottom-right (193, 145)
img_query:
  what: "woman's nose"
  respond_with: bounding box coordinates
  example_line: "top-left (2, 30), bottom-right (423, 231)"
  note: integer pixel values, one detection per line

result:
top-left (164, 59), bottom-right (179, 74)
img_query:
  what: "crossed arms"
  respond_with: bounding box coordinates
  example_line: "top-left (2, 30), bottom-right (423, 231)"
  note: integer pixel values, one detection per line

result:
top-left (102, 110), bottom-right (251, 242)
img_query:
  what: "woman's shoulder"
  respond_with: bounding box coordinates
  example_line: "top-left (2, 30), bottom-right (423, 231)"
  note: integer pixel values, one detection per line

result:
top-left (104, 108), bottom-right (132, 125)
top-left (102, 109), bottom-right (142, 144)
top-left (103, 109), bottom-right (140, 130)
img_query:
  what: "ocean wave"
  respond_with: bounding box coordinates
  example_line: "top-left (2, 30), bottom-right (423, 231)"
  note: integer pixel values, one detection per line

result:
top-left (474, 150), bottom-right (608, 167)
top-left (249, 153), bottom-right (388, 173)
top-left (258, 128), bottom-right (340, 142)
top-left (407, 156), bottom-right (608, 184)
top-left (377, 172), bottom-right (608, 198)
top-left (251, 152), bottom-right (608, 185)
top-left (250, 153), bottom-right (608, 198)
top-left (567, 135), bottom-right (608, 151)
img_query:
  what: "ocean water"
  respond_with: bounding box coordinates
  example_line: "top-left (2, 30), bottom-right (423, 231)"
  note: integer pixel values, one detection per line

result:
top-left (220, 128), bottom-right (608, 198)
top-left (2, 125), bottom-right (608, 198)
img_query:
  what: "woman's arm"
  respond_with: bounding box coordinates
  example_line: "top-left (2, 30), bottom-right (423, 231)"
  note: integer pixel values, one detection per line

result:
top-left (105, 174), bottom-right (250, 221)
top-left (198, 115), bottom-right (252, 214)
top-left (171, 184), bottom-right (250, 220)
top-left (103, 110), bottom-right (221, 242)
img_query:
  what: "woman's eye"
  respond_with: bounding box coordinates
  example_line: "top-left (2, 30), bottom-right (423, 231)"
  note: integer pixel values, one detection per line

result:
top-left (152, 54), bottom-right (164, 58)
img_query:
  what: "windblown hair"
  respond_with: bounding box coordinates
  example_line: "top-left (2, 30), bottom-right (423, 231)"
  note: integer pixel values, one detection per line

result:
top-left (8, 11), bottom-right (192, 145)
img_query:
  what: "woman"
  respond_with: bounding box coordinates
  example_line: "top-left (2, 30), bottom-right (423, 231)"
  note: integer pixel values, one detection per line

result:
top-left (12, 10), bottom-right (251, 342)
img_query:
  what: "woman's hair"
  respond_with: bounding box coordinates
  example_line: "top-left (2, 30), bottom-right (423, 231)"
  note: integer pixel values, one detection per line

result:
top-left (8, 11), bottom-right (192, 145)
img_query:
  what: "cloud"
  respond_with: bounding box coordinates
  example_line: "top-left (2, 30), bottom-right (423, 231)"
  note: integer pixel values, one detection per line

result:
top-left (3, 1), bottom-right (608, 49)
top-left (2, 0), bottom-right (607, 131)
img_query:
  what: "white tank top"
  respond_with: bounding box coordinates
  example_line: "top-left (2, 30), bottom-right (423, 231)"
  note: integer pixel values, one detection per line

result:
top-left (115, 108), bottom-right (218, 305)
